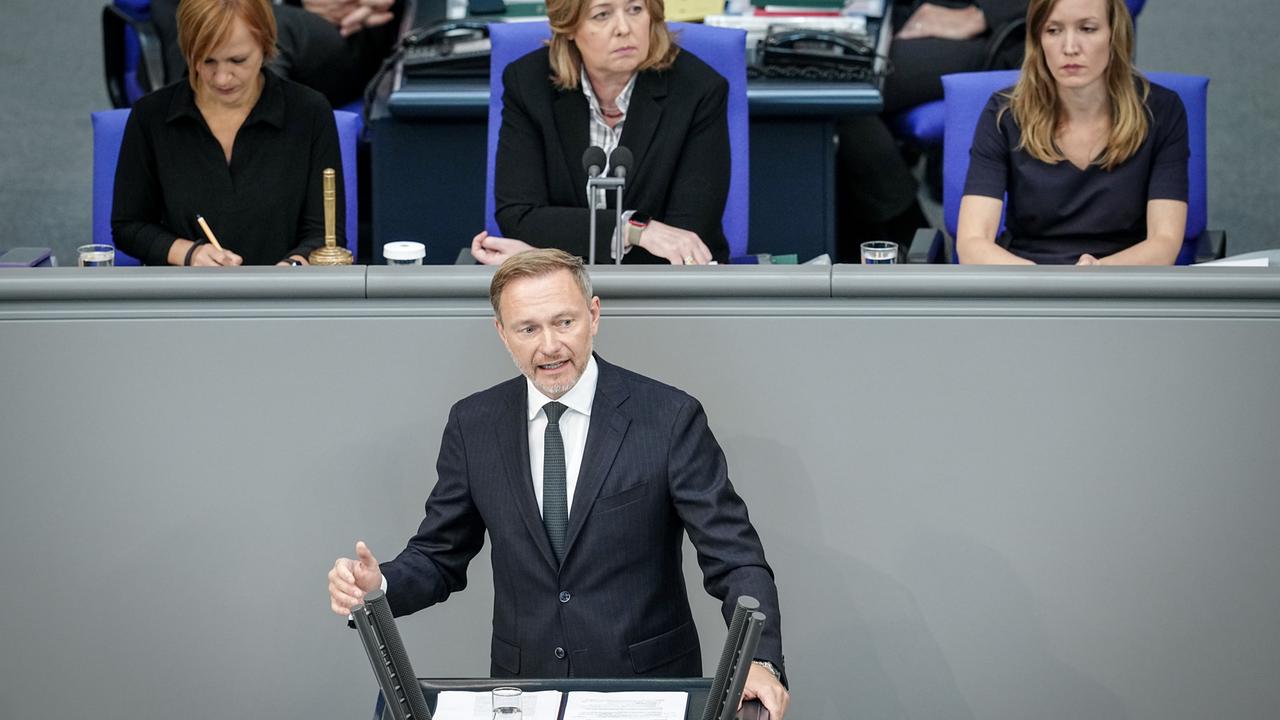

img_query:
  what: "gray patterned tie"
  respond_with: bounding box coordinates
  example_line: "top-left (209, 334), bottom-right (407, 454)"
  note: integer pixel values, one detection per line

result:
top-left (542, 401), bottom-right (569, 564)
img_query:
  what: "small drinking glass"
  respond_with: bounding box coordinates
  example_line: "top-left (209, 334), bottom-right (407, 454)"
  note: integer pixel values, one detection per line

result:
top-left (860, 241), bottom-right (898, 265)
top-left (492, 686), bottom-right (521, 719)
top-left (77, 244), bottom-right (115, 267)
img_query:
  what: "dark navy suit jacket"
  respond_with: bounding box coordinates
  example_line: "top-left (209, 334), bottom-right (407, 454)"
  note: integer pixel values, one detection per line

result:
top-left (382, 355), bottom-right (783, 678)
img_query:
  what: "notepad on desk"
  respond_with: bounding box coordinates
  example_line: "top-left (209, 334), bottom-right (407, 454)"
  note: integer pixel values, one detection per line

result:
top-left (563, 691), bottom-right (687, 720)
top-left (433, 690), bottom-right (563, 720)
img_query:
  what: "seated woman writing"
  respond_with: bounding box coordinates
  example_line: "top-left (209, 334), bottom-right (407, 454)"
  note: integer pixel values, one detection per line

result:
top-left (472, 0), bottom-right (729, 266)
top-left (956, 0), bottom-right (1188, 265)
top-left (112, 0), bottom-right (344, 266)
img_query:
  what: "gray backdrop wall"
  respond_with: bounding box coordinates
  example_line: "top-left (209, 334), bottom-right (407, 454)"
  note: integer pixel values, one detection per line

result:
top-left (2, 265), bottom-right (1279, 719)
top-left (0, 0), bottom-right (1277, 264)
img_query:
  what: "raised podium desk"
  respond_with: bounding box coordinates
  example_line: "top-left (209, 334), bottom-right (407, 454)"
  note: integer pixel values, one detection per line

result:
top-left (372, 77), bottom-right (880, 265)
top-left (3, 265), bottom-right (1279, 720)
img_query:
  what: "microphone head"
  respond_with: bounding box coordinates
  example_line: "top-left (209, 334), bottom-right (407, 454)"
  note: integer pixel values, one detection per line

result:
top-left (609, 146), bottom-right (634, 178)
top-left (582, 146), bottom-right (607, 177)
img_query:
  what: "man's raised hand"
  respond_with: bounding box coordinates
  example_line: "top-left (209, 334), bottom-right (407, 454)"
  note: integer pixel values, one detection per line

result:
top-left (328, 540), bottom-right (383, 616)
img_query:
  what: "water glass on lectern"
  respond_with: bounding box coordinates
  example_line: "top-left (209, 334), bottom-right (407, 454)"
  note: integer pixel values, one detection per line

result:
top-left (861, 241), bottom-right (898, 265)
top-left (492, 686), bottom-right (521, 718)
top-left (77, 244), bottom-right (115, 267)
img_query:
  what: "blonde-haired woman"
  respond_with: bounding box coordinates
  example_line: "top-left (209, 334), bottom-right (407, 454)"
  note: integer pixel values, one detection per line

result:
top-left (956, 0), bottom-right (1188, 265)
top-left (474, 0), bottom-right (729, 266)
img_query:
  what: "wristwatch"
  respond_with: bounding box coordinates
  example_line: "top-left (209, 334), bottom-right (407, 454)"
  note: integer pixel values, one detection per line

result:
top-left (626, 212), bottom-right (651, 248)
top-left (752, 659), bottom-right (782, 681)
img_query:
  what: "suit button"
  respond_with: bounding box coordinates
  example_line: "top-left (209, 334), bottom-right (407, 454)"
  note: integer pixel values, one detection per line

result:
top-left (559, 591), bottom-right (571, 603)
top-left (554, 647), bottom-right (566, 660)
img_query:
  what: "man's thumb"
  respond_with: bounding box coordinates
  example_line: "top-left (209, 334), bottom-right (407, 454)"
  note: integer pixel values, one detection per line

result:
top-left (355, 540), bottom-right (377, 566)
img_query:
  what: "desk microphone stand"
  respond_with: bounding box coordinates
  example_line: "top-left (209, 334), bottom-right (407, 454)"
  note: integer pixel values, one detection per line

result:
top-left (585, 176), bottom-right (626, 266)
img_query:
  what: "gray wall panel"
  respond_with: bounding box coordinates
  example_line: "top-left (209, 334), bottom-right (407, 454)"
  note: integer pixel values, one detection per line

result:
top-left (2, 275), bottom-right (1278, 719)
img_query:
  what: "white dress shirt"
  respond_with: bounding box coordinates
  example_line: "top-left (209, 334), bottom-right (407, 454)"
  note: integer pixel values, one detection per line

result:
top-left (525, 355), bottom-right (598, 518)
top-left (377, 357), bottom-right (599, 597)
top-left (581, 68), bottom-right (637, 197)
top-left (581, 70), bottom-right (639, 256)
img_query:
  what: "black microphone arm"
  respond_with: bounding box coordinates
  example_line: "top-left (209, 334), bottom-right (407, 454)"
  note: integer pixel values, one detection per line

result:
top-left (702, 595), bottom-right (767, 720)
top-left (582, 146), bottom-right (612, 265)
top-left (582, 145), bottom-right (629, 265)
top-left (607, 147), bottom-right (634, 265)
top-left (351, 590), bottom-right (433, 720)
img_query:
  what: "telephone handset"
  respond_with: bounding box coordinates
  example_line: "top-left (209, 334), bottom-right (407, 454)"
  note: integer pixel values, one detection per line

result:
top-left (401, 20), bottom-right (492, 78)
top-left (761, 29), bottom-right (876, 73)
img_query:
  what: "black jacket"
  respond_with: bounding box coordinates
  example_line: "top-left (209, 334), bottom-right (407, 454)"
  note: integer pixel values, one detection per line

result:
top-left (495, 49), bottom-right (731, 263)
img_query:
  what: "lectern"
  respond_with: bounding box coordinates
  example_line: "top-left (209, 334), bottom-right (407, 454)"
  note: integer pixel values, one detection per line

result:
top-left (351, 594), bottom-right (772, 720)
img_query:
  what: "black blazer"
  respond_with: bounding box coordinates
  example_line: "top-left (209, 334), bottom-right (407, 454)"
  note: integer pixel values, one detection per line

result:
top-left (111, 71), bottom-right (342, 265)
top-left (495, 49), bottom-right (731, 263)
top-left (381, 356), bottom-right (783, 678)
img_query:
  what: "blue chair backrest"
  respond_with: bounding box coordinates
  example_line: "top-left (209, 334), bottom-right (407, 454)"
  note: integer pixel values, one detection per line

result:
top-left (114, 0), bottom-right (153, 105)
top-left (92, 108), bottom-right (362, 263)
top-left (1127, 0), bottom-right (1146, 20)
top-left (940, 70), bottom-right (1207, 265)
top-left (484, 21), bottom-right (750, 258)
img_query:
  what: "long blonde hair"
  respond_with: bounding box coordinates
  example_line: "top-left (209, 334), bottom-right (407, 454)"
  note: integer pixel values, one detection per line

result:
top-left (546, 0), bottom-right (679, 90)
top-left (1008, 0), bottom-right (1147, 170)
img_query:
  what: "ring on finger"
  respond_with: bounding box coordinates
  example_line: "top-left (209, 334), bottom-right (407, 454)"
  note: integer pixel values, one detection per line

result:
top-left (683, 255), bottom-right (695, 265)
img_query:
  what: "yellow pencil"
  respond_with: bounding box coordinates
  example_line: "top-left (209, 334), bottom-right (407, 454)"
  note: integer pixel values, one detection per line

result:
top-left (195, 214), bottom-right (225, 252)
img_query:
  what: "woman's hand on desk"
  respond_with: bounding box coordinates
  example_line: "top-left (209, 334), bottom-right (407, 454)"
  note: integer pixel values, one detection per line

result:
top-left (634, 221), bottom-right (713, 265)
top-left (166, 239), bottom-right (242, 267)
top-left (471, 231), bottom-right (534, 265)
top-left (190, 243), bottom-right (243, 267)
top-left (896, 2), bottom-right (987, 41)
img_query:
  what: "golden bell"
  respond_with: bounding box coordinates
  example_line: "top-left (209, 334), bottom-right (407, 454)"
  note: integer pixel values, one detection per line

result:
top-left (309, 167), bottom-right (354, 266)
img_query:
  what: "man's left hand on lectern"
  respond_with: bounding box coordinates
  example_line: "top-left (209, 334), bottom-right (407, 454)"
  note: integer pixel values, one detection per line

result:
top-left (742, 663), bottom-right (790, 720)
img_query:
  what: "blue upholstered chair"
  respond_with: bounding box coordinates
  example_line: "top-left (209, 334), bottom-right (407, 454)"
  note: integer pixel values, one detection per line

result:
top-left (919, 68), bottom-right (1221, 265)
top-left (102, 0), bottom-right (164, 108)
top-left (888, 0), bottom-right (1148, 154)
top-left (484, 21), bottom-right (751, 259)
top-left (91, 108), bottom-right (362, 264)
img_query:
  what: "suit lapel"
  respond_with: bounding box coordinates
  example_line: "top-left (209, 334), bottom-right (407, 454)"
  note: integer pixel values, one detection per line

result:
top-left (563, 356), bottom-right (631, 560)
top-left (498, 381), bottom-right (559, 571)
top-left (618, 69), bottom-right (668, 186)
top-left (553, 90), bottom-right (592, 206)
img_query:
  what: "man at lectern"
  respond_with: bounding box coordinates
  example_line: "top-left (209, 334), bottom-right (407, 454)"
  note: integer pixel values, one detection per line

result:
top-left (328, 249), bottom-right (789, 718)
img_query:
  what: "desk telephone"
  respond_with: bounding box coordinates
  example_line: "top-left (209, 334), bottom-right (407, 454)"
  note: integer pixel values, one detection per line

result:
top-left (757, 28), bottom-right (879, 82)
top-left (401, 21), bottom-right (492, 79)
